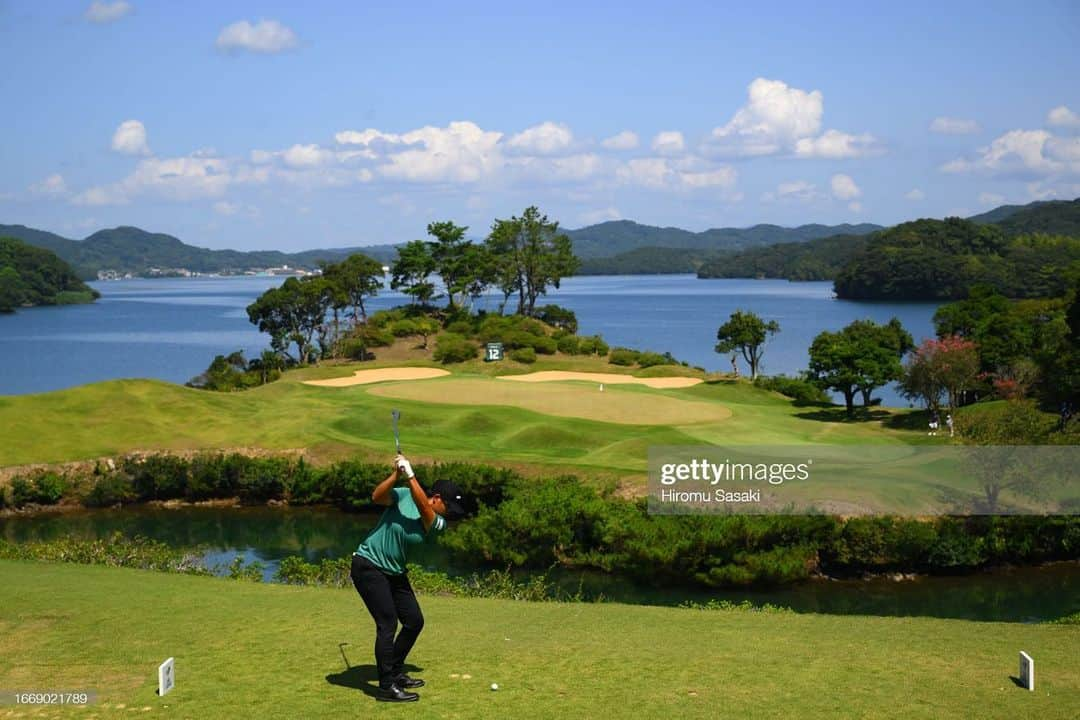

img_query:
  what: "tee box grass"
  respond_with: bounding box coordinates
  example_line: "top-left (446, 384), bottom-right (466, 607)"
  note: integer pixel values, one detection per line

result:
top-left (1, 560), bottom-right (1077, 719)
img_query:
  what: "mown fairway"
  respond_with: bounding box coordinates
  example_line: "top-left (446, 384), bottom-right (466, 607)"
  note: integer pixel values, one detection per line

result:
top-left (0, 358), bottom-right (916, 475)
top-left (2, 560), bottom-right (1077, 719)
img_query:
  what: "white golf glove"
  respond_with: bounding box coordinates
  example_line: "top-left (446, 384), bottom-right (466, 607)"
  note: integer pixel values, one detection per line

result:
top-left (395, 456), bottom-right (415, 479)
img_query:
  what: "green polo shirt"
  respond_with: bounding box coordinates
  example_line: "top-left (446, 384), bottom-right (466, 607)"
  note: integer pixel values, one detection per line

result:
top-left (355, 487), bottom-right (446, 575)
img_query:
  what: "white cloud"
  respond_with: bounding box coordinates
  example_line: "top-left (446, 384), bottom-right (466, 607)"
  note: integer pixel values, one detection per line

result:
top-left (74, 155), bottom-right (234, 206)
top-left (578, 207), bottom-right (622, 225)
top-left (216, 20), bottom-right (298, 54)
top-left (708, 78), bottom-right (822, 156)
top-left (29, 174), bottom-right (68, 196)
top-left (764, 180), bottom-right (820, 202)
top-left (651, 131), bottom-right (685, 155)
top-left (905, 188), bottom-right (925, 201)
top-left (1047, 105), bottom-right (1080, 129)
top-left (705, 77), bottom-right (879, 159)
top-left (941, 129), bottom-right (1072, 176)
top-left (281, 143), bottom-right (333, 169)
top-left (794, 130), bottom-right (880, 159)
top-left (930, 117), bottom-right (980, 135)
top-left (679, 167), bottom-right (737, 189)
top-left (379, 121), bottom-right (503, 183)
top-left (111, 119), bottom-right (150, 156)
top-left (978, 192), bottom-right (1005, 206)
top-left (506, 122), bottom-right (573, 155)
top-left (85, 1), bottom-right (131, 23)
top-left (616, 157), bottom-right (736, 191)
top-left (616, 158), bottom-right (673, 188)
top-left (830, 174), bottom-right (861, 200)
top-left (601, 131), bottom-right (639, 150)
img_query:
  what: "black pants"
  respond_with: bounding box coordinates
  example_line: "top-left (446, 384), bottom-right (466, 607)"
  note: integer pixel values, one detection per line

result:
top-left (350, 554), bottom-right (425, 689)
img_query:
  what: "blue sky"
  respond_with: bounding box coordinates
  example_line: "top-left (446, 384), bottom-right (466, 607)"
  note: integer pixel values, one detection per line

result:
top-left (2, 0), bottom-right (1078, 251)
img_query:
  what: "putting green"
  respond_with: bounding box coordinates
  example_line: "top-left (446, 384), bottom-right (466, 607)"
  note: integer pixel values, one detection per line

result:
top-left (366, 377), bottom-right (731, 425)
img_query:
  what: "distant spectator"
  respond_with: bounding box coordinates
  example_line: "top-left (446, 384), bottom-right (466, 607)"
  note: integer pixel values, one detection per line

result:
top-left (946, 413), bottom-right (954, 437)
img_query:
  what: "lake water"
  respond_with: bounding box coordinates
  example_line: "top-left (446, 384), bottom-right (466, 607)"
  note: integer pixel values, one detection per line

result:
top-left (2, 505), bottom-right (1075, 623)
top-left (0, 275), bottom-right (940, 405)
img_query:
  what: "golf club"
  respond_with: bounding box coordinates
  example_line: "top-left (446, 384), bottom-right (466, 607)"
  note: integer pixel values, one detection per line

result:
top-left (391, 409), bottom-right (402, 454)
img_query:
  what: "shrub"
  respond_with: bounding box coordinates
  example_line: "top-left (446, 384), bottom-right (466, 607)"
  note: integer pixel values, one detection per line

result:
top-left (433, 333), bottom-right (479, 364)
top-left (339, 338), bottom-right (374, 361)
top-left (368, 309), bottom-right (405, 328)
top-left (510, 347), bottom-right (537, 364)
top-left (390, 319), bottom-right (420, 337)
top-left (532, 336), bottom-right (557, 355)
top-left (556, 334), bottom-right (580, 354)
top-left (445, 320), bottom-right (474, 336)
top-left (637, 351), bottom-right (674, 368)
top-left (8, 473), bottom-right (67, 507)
top-left (609, 348), bottom-right (640, 366)
top-left (577, 335), bottom-right (609, 356)
top-left (537, 305), bottom-right (578, 333)
top-left (84, 475), bottom-right (135, 507)
top-left (754, 374), bottom-right (831, 404)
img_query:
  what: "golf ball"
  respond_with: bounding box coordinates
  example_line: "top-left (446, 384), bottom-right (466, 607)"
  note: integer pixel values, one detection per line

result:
top-left (491, 683), bottom-right (499, 691)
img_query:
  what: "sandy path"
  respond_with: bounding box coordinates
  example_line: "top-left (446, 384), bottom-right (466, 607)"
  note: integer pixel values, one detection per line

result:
top-left (303, 367), bottom-right (450, 387)
top-left (498, 371), bottom-right (703, 389)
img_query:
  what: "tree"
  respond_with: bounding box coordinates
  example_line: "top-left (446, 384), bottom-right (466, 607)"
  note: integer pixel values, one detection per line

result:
top-left (321, 253), bottom-right (383, 325)
top-left (0, 265), bottom-right (25, 313)
top-left (252, 349), bottom-right (285, 385)
top-left (391, 240), bottom-right (439, 306)
top-left (485, 207), bottom-right (579, 316)
top-left (899, 336), bottom-right (981, 414)
top-left (714, 310), bottom-right (779, 380)
top-left (414, 317), bottom-right (440, 349)
top-left (247, 281), bottom-right (303, 363)
top-left (807, 318), bottom-right (913, 415)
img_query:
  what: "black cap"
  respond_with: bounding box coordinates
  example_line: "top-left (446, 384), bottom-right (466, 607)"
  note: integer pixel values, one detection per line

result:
top-left (430, 479), bottom-right (468, 520)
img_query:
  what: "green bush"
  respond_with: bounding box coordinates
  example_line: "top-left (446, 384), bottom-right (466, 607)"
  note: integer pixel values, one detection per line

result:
top-left (754, 374), bottom-right (831, 404)
top-left (532, 336), bottom-right (557, 354)
top-left (83, 475), bottom-right (136, 507)
top-left (0, 532), bottom-right (209, 575)
top-left (556, 334), bottom-right (580, 354)
top-left (8, 473), bottom-right (67, 507)
top-left (390, 319), bottom-right (420, 337)
top-left (536, 305), bottom-right (578, 333)
top-left (339, 338), bottom-right (373, 361)
top-left (368, 309), bottom-right (405, 328)
top-left (577, 335), bottom-right (609, 356)
top-left (433, 333), bottom-right (479, 363)
top-left (445, 320), bottom-right (474, 336)
top-left (636, 351), bottom-right (674, 368)
top-left (608, 348), bottom-right (640, 366)
top-left (510, 347), bottom-right (537, 364)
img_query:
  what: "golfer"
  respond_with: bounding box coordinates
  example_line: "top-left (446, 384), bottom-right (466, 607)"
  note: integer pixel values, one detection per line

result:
top-left (350, 455), bottom-right (467, 703)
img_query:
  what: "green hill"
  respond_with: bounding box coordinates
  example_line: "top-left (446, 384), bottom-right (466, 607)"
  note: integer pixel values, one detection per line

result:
top-left (833, 217), bottom-right (1080, 300)
top-left (567, 220), bottom-right (883, 261)
top-left (0, 224), bottom-right (399, 279)
top-left (697, 234), bottom-right (868, 280)
top-left (990, 198), bottom-right (1080, 237)
top-left (0, 237), bottom-right (98, 312)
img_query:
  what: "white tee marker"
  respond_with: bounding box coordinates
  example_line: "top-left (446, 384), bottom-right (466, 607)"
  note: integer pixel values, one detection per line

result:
top-left (158, 657), bottom-right (175, 696)
top-left (1019, 651), bottom-right (1034, 692)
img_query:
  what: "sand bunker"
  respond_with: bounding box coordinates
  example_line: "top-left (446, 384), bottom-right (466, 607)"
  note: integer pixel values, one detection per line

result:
top-left (303, 367), bottom-right (450, 387)
top-left (499, 371), bottom-right (703, 389)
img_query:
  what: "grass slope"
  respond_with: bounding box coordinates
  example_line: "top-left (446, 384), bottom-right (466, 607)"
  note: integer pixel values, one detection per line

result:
top-left (0, 357), bottom-right (915, 474)
top-left (2, 560), bottom-right (1077, 719)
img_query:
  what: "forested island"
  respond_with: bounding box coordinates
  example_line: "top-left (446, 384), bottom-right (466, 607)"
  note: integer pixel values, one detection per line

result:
top-left (0, 237), bottom-right (99, 313)
top-left (698, 198), bottom-right (1080, 300)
